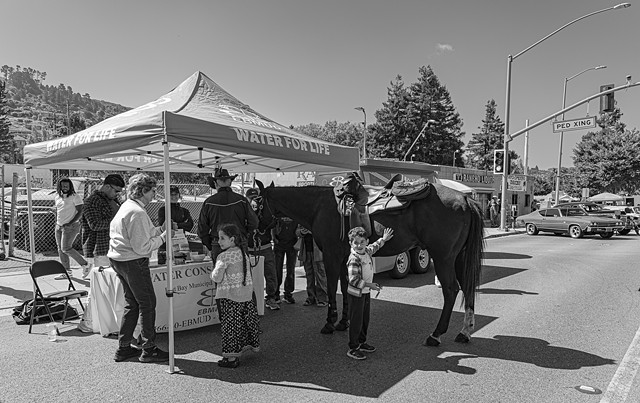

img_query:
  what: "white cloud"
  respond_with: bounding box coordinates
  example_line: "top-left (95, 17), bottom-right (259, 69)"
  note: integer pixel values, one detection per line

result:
top-left (436, 43), bottom-right (454, 53)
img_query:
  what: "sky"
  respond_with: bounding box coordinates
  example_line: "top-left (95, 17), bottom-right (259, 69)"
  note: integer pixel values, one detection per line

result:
top-left (3, 0), bottom-right (639, 170)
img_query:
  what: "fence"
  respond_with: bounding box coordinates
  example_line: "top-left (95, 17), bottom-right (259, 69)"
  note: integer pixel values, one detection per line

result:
top-left (2, 179), bottom-right (220, 262)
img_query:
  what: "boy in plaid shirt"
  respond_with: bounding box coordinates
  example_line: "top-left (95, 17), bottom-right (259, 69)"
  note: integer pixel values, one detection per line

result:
top-left (346, 226), bottom-right (394, 360)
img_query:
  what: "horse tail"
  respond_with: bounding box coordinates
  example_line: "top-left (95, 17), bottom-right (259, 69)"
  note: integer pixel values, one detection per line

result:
top-left (461, 198), bottom-right (485, 308)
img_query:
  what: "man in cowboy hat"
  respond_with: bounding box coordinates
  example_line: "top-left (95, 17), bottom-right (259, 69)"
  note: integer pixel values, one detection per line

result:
top-left (197, 167), bottom-right (258, 262)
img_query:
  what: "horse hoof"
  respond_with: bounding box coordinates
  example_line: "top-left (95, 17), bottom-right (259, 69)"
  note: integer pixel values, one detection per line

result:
top-left (423, 335), bottom-right (441, 347)
top-left (335, 321), bottom-right (349, 331)
top-left (321, 324), bottom-right (335, 334)
top-left (454, 333), bottom-right (470, 343)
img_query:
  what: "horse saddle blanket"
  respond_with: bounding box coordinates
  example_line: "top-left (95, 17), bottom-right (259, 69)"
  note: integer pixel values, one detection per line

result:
top-left (368, 179), bottom-right (431, 215)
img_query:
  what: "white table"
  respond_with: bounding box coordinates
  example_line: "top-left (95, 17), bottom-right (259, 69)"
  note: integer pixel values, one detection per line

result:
top-left (83, 257), bottom-right (264, 336)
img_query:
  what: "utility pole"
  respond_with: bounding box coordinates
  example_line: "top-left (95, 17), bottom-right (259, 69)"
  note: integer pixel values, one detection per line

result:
top-left (66, 100), bottom-right (71, 136)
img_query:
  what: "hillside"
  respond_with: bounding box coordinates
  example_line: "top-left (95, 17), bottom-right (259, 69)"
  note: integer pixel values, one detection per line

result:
top-left (1, 65), bottom-right (131, 147)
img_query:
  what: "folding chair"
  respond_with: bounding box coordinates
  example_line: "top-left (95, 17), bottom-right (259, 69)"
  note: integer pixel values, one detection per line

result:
top-left (29, 260), bottom-right (88, 334)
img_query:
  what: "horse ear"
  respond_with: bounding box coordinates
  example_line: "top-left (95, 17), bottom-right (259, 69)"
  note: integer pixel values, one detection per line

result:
top-left (268, 181), bottom-right (275, 188)
top-left (256, 180), bottom-right (265, 193)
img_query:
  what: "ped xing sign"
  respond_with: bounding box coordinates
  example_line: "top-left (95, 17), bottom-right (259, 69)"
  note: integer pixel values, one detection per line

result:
top-left (552, 116), bottom-right (597, 133)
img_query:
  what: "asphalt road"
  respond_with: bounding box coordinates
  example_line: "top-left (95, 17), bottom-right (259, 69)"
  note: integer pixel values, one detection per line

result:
top-left (1, 232), bottom-right (639, 402)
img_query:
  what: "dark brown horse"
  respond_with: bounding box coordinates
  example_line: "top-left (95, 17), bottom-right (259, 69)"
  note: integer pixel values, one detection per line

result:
top-left (254, 179), bottom-right (484, 346)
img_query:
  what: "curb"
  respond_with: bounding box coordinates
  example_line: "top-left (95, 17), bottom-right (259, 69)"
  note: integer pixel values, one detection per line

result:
top-left (484, 229), bottom-right (525, 239)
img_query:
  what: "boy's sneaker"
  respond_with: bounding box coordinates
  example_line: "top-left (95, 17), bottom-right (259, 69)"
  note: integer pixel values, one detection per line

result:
top-left (317, 301), bottom-right (328, 307)
top-left (358, 343), bottom-right (377, 353)
top-left (303, 298), bottom-right (316, 306)
top-left (274, 295), bottom-right (282, 304)
top-left (114, 346), bottom-right (141, 362)
top-left (139, 346), bottom-right (169, 363)
top-left (347, 349), bottom-right (367, 360)
top-left (265, 298), bottom-right (280, 310)
top-left (284, 295), bottom-right (296, 304)
top-left (81, 264), bottom-right (92, 279)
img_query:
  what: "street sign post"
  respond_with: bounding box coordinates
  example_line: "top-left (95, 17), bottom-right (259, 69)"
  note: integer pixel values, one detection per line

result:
top-left (552, 116), bottom-right (597, 133)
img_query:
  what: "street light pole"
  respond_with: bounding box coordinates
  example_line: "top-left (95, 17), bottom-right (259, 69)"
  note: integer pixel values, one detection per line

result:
top-left (354, 107), bottom-right (367, 159)
top-left (553, 65), bottom-right (606, 205)
top-left (500, 2), bottom-right (630, 231)
top-left (453, 149), bottom-right (459, 167)
top-left (403, 120), bottom-right (436, 161)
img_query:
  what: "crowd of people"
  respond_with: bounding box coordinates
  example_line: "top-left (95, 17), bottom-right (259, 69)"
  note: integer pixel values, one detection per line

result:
top-left (53, 167), bottom-right (334, 366)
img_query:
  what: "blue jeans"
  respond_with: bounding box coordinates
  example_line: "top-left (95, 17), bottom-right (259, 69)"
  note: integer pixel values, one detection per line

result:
top-left (250, 248), bottom-right (277, 299)
top-left (55, 222), bottom-right (87, 270)
top-left (110, 257), bottom-right (157, 350)
top-left (274, 246), bottom-right (296, 297)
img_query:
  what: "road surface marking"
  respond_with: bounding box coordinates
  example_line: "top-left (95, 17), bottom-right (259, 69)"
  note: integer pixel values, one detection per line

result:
top-left (601, 322), bottom-right (640, 402)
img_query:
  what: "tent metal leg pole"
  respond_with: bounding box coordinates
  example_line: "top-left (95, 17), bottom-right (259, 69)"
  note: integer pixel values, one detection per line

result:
top-left (162, 113), bottom-right (180, 374)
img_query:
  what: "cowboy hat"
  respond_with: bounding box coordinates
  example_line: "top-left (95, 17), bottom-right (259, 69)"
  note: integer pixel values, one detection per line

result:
top-left (206, 168), bottom-right (238, 189)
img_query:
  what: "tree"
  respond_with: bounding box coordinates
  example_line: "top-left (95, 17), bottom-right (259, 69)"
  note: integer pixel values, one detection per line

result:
top-left (294, 121), bottom-right (362, 148)
top-left (69, 113), bottom-right (86, 134)
top-left (573, 109), bottom-right (640, 194)
top-left (367, 66), bottom-right (465, 165)
top-left (466, 100), bottom-right (505, 170)
top-left (528, 167), bottom-right (555, 196)
top-left (0, 80), bottom-right (14, 163)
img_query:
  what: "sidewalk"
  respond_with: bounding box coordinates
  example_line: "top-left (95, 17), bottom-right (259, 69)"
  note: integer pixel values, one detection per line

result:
top-left (0, 227), bottom-right (524, 316)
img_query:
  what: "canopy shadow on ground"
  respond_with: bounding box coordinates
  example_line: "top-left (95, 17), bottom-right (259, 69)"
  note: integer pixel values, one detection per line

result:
top-left (372, 261), bottom-right (528, 290)
top-left (0, 290), bottom-right (616, 400)
top-left (480, 265), bottom-right (527, 285)
top-left (169, 296), bottom-right (498, 397)
top-left (166, 295), bottom-right (614, 398)
top-left (0, 284), bottom-right (33, 305)
top-left (483, 251), bottom-right (531, 260)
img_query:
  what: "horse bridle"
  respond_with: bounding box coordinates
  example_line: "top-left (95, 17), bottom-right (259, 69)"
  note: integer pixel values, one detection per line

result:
top-left (249, 193), bottom-right (279, 256)
top-left (254, 194), bottom-right (276, 230)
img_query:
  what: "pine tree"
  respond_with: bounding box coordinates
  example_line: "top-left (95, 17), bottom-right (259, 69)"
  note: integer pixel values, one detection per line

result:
top-left (467, 100), bottom-right (504, 170)
top-left (0, 80), bottom-right (13, 163)
top-left (574, 108), bottom-right (640, 194)
top-left (368, 66), bottom-right (465, 165)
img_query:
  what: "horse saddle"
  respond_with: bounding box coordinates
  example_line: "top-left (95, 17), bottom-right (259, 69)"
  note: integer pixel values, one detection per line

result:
top-left (367, 178), bottom-right (431, 215)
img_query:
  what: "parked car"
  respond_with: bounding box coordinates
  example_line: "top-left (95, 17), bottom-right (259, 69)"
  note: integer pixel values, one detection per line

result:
top-left (607, 205), bottom-right (640, 219)
top-left (516, 207), bottom-right (625, 239)
top-left (553, 202), bottom-right (636, 235)
top-left (553, 202), bottom-right (615, 216)
top-left (607, 205), bottom-right (640, 235)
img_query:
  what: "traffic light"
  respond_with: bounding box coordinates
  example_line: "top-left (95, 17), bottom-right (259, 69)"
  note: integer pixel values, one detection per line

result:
top-left (493, 149), bottom-right (505, 174)
top-left (600, 84), bottom-right (615, 113)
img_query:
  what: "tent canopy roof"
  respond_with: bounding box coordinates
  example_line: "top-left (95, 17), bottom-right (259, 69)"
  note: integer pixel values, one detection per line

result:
top-left (588, 192), bottom-right (623, 202)
top-left (23, 71), bottom-right (359, 173)
top-left (436, 179), bottom-right (474, 194)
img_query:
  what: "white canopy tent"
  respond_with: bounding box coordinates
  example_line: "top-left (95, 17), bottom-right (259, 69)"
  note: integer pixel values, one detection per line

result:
top-left (588, 192), bottom-right (624, 203)
top-left (436, 178), bottom-right (474, 195)
top-left (22, 71), bottom-right (360, 372)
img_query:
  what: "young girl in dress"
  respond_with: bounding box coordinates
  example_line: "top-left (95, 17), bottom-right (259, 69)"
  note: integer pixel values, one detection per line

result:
top-left (210, 223), bottom-right (260, 368)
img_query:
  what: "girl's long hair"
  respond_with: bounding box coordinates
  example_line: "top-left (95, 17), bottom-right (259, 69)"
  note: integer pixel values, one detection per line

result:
top-left (217, 223), bottom-right (249, 286)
